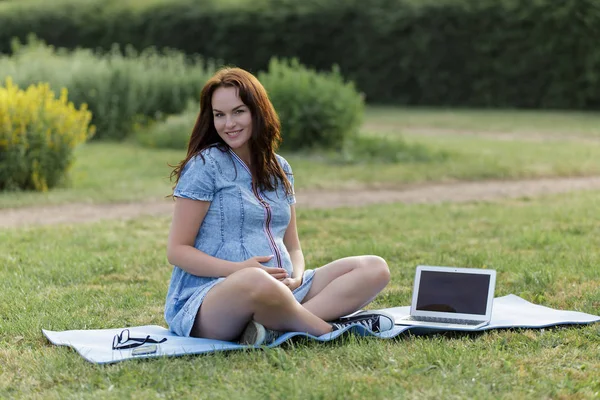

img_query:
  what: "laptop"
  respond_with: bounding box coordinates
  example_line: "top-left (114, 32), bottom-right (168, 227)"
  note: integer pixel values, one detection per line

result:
top-left (396, 265), bottom-right (496, 330)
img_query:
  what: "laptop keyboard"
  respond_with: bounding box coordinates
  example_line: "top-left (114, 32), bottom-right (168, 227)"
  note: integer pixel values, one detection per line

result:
top-left (405, 316), bottom-right (482, 325)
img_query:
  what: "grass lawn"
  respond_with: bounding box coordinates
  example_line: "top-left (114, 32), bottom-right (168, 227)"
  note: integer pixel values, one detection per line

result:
top-left (289, 134), bottom-right (600, 189)
top-left (1, 191), bottom-right (599, 398)
top-left (2, 107), bottom-right (600, 208)
top-left (364, 106), bottom-right (600, 138)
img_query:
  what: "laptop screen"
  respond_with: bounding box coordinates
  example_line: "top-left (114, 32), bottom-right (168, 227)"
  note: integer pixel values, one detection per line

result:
top-left (416, 270), bottom-right (491, 315)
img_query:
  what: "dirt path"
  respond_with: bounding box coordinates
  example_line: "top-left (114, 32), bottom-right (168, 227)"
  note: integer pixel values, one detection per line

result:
top-left (2, 176), bottom-right (600, 229)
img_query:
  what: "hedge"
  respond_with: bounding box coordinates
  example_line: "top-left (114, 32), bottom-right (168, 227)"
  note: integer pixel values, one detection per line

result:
top-left (1, 0), bottom-right (599, 109)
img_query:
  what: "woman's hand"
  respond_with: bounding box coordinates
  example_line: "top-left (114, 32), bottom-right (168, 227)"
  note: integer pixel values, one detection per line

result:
top-left (281, 277), bottom-right (302, 291)
top-left (238, 255), bottom-right (289, 280)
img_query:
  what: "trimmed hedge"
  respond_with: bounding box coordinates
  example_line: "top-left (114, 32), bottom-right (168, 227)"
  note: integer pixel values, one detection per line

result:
top-left (1, 0), bottom-right (599, 109)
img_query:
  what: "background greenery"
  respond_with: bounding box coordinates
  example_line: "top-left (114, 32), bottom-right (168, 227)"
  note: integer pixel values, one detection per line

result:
top-left (1, 0), bottom-right (599, 108)
top-left (0, 37), bottom-right (214, 140)
top-left (2, 38), bottom-right (363, 146)
top-left (1, 0), bottom-right (599, 397)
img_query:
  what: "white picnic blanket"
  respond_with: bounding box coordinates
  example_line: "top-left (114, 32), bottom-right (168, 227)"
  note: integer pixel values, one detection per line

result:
top-left (43, 294), bottom-right (599, 364)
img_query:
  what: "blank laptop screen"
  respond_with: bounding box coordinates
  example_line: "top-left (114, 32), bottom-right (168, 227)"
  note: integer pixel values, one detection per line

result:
top-left (416, 271), bottom-right (491, 315)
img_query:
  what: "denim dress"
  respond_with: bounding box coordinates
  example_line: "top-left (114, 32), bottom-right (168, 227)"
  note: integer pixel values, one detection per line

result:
top-left (164, 145), bottom-right (315, 336)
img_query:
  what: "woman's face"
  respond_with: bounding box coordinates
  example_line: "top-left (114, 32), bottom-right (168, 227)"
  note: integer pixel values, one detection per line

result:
top-left (212, 86), bottom-right (252, 157)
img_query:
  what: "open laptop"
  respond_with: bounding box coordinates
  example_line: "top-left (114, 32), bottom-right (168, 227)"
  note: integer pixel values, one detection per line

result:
top-left (396, 265), bottom-right (496, 330)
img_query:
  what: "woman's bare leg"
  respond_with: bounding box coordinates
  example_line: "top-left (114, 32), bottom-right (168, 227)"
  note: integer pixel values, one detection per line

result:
top-left (191, 268), bottom-right (332, 340)
top-left (301, 255), bottom-right (391, 321)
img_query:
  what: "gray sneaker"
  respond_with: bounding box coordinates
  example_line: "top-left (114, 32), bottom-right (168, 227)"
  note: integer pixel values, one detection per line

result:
top-left (331, 311), bottom-right (395, 333)
top-left (238, 321), bottom-right (282, 345)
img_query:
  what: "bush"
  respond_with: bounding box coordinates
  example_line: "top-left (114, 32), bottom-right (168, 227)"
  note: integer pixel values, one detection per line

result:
top-left (0, 36), bottom-right (214, 140)
top-left (258, 58), bottom-right (364, 151)
top-left (0, 78), bottom-right (94, 191)
top-left (135, 101), bottom-right (197, 150)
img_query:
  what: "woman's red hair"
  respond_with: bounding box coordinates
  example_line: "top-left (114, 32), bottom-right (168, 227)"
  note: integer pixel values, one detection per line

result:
top-left (170, 67), bottom-right (292, 197)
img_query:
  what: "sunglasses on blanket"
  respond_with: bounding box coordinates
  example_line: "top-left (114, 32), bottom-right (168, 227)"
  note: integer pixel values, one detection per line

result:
top-left (112, 329), bottom-right (167, 350)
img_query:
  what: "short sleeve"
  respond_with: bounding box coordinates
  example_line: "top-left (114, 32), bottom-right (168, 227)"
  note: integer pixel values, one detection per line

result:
top-left (173, 154), bottom-right (216, 201)
top-left (278, 155), bottom-right (296, 205)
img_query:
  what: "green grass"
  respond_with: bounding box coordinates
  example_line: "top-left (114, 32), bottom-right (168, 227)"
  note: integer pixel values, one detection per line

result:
top-left (364, 106), bottom-right (600, 137)
top-left (3, 106), bottom-right (600, 208)
top-left (289, 134), bottom-right (600, 189)
top-left (1, 191), bottom-right (599, 398)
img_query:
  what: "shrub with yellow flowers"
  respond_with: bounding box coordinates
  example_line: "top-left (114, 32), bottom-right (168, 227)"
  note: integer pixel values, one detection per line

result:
top-left (0, 78), bottom-right (95, 191)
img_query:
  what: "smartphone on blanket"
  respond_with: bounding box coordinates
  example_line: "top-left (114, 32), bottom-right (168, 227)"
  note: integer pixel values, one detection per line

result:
top-left (131, 344), bottom-right (158, 356)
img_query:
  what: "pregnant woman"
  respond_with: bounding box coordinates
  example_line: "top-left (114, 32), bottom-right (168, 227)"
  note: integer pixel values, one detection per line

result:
top-left (165, 67), bottom-right (394, 345)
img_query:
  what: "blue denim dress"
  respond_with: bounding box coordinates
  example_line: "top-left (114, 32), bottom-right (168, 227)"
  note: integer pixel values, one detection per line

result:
top-left (165, 145), bottom-right (315, 336)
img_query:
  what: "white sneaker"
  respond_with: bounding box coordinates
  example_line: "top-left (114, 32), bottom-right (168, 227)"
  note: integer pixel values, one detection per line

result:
top-left (331, 311), bottom-right (395, 333)
top-left (238, 321), bottom-right (282, 345)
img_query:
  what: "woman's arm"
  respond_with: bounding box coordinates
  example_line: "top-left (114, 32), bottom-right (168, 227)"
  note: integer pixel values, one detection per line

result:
top-left (167, 198), bottom-right (286, 278)
top-left (282, 205), bottom-right (305, 290)
top-left (167, 198), bottom-right (240, 277)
